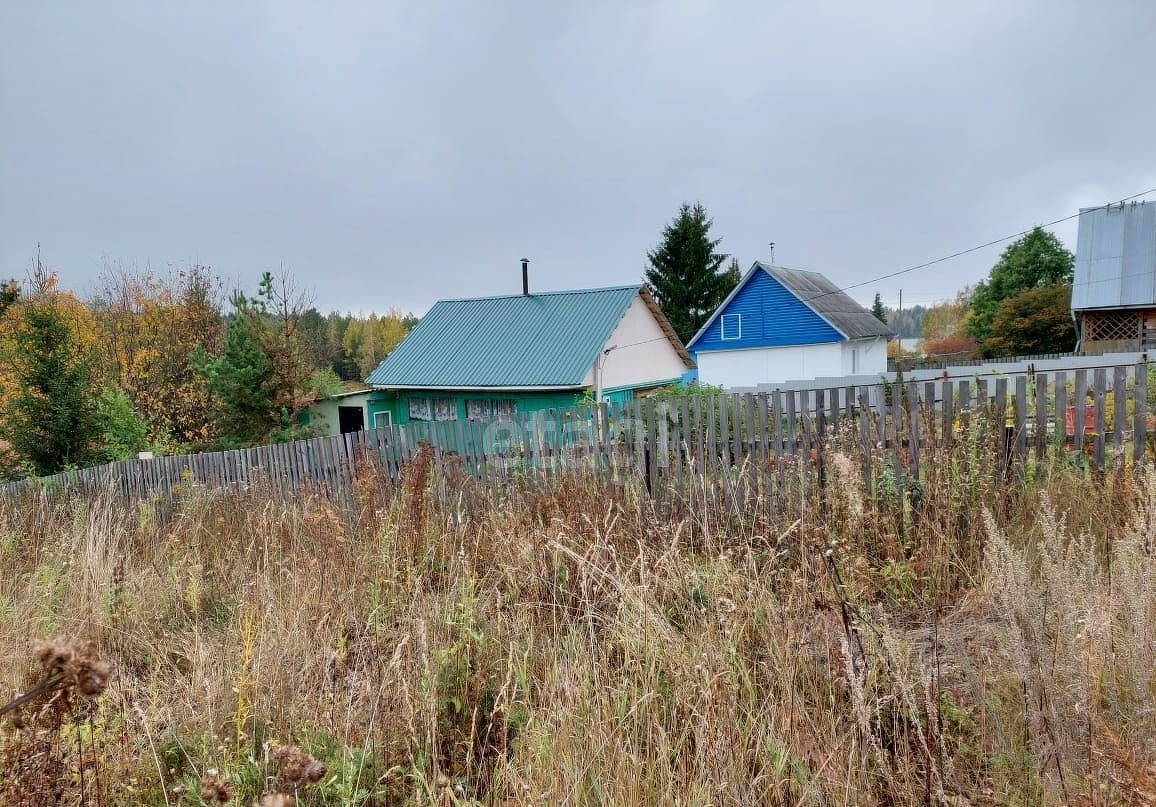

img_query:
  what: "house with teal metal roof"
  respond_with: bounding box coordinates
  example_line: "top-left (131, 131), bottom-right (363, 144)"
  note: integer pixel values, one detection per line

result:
top-left (687, 262), bottom-right (892, 388)
top-left (360, 282), bottom-right (693, 428)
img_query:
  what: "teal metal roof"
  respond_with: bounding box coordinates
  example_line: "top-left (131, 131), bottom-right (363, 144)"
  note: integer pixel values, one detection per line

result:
top-left (365, 286), bottom-right (642, 388)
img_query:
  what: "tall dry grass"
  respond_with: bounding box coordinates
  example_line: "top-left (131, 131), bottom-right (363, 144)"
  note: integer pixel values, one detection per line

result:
top-left (0, 437), bottom-right (1154, 805)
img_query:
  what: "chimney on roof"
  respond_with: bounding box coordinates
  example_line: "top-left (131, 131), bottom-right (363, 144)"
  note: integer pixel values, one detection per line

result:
top-left (521, 258), bottom-right (530, 296)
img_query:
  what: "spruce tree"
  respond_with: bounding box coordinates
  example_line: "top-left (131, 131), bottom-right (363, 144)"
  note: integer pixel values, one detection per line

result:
top-left (192, 293), bottom-right (277, 445)
top-left (644, 202), bottom-right (737, 343)
top-left (2, 296), bottom-right (102, 475)
top-left (871, 293), bottom-right (888, 323)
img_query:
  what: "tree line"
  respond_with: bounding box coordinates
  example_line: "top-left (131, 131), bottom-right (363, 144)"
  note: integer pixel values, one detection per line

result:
top-left (0, 207), bottom-right (1078, 479)
top-left (901, 227), bottom-right (1076, 359)
top-left (0, 261), bottom-right (416, 478)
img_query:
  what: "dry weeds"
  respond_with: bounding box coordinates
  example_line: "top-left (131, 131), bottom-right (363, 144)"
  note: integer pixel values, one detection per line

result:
top-left (0, 435), bottom-right (1153, 805)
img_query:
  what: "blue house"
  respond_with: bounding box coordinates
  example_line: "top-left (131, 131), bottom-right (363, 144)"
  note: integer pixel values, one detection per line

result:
top-left (687, 262), bottom-right (892, 388)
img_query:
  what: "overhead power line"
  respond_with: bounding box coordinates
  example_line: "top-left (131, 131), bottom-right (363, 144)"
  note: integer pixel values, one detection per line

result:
top-left (614, 185), bottom-right (1156, 353)
top-left (832, 186), bottom-right (1156, 297)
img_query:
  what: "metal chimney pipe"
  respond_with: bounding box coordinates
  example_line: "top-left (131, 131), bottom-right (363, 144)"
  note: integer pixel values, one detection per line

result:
top-left (521, 258), bottom-right (529, 296)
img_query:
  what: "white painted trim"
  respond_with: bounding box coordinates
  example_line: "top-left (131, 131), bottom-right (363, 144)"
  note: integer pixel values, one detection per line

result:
top-left (696, 338), bottom-right (842, 355)
top-left (317, 387), bottom-right (375, 400)
top-left (720, 313), bottom-right (742, 340)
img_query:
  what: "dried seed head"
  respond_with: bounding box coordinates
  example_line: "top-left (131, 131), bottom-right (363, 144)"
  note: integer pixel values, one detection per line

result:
top-left (30, 636), bottom-right (114, 701)
top-left (198, 774), bottom-right (233, 803)
top-left (271, 745), bottom-right (325, 784)
top-left (77, 660), bottom-right (113, 696)
top-left (304, 759), bottom-right (327, 783)
top-left (34, 637), bottom-right (77, 672)
top-left (258, 795), bottom-right (294, 807)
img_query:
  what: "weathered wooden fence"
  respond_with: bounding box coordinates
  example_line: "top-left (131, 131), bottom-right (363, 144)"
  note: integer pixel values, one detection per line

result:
top-left (3, 362), bottom-right (1152, 504)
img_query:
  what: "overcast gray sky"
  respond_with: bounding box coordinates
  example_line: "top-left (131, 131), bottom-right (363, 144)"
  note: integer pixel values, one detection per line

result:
top-left (2, 2), bottom-right (1154, 315)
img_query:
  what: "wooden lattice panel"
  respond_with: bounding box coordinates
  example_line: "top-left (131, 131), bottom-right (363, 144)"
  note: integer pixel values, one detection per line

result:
top-left (1085, 311), bottom-right (1138, 342)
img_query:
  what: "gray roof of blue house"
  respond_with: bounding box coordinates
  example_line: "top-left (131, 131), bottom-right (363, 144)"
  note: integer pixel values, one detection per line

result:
top-left (1072, 201), bottom-right (1156, 311)
top-left (365, 285), bottom-right (690, 389)
top-left (764, 265), bottom-right (894, 340)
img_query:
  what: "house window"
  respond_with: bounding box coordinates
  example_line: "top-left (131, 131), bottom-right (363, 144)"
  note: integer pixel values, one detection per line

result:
top-left (408, 397), bottom-right (432, 421)
top-left (466, 400), bottom-right (492, 421)
top-left (721, 313), bottom-right (742, 340)
top-left (851, 347), bottom-right (860, 374)
top-left (373, 411), bottom-right (392, 429)
top-left (433, 398), bottom-right (458, 421)
top-left (466, 399), bottom-right (517, 422)
top-left (493, 400), bottom-right (516, 422)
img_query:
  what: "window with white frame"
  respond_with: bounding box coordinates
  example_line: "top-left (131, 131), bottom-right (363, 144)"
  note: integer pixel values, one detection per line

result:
top-left (466, 399), bottom-right (516, 422)
top-left (721, 313), bottom-right (742, 340)
top-left (466, 400), bottom-right (492, 421)
top-left (433, 398), bottom-right (458, 421)
top-left (851, 347), bottom-right (860, 374)
top-left (373, 411), bottom-right (392, 428)
top-left (408, 397), bottom-right (432, 421)
top-left (492, 399), bottom-right (516, 422)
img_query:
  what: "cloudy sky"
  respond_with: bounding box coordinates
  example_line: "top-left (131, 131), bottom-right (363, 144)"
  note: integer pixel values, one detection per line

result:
top-left (2, 2), bottom-right (1154, 315)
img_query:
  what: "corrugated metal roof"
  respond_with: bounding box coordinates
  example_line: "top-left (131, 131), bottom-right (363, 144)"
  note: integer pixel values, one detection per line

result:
top-left (765, 265), bottom-right (893, 340)
top-left (1072, 201), bottom-right (1156, 311)
top-left (365, 286), bottom-right (642, 388)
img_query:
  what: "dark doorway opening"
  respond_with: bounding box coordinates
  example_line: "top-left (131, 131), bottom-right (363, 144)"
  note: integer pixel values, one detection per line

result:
top-left (338, 406), bottom-right (365, 435)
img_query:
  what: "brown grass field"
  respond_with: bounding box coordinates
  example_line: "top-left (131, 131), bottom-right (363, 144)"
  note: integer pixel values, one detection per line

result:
top-left (1, 434), bottom-right (1154, 805)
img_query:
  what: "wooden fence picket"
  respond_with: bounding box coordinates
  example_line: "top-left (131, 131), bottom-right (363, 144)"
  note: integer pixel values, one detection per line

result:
top-left (1093, 369), bottom-right (1107, 469)
top-left (1113, 366), bottom-right (1127, 460)
top-left (1136, 363), bottom-right (1149, 462)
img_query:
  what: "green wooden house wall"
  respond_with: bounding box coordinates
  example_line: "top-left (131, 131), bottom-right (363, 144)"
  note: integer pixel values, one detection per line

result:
top-left (365, 386), bottom-right (637, 428)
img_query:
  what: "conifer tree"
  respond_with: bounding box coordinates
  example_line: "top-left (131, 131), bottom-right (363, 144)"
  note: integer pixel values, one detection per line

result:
top-left (1, 272), bottom-right (102, 475)
top-left (871, 293), bottom-right (887, 323)
top-left (644, 202), bottom-right (736, 343)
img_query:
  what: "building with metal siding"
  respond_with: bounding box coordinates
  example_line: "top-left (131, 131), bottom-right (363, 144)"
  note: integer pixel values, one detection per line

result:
top-left (360, 284), bottom-right (694, 426)
top-left (687, 262), bottom-right (892, 388)
top-left (1072, 201), bottom-right (1156, 353)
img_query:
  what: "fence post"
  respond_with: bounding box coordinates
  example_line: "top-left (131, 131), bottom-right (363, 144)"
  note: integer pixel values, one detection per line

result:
top-left (1074, 370), bottom-right (1087, 462)
top-left (1113, 365), bottom-right (1127, 462)
top-left (1093, 368), bottom-right (1107, 470)
top-left (1035, 372), bottom-right (1048, 465)
top-left (1135, 362), bottom-right (1149, 463)
top-left (906, 381), bottom-right (920, 482)
top-left (994, 378), bottom-right (1009, 484)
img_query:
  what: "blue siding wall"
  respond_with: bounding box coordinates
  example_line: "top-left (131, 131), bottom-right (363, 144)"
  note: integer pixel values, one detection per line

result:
top-left (690, 269), bottom-right (843, 352)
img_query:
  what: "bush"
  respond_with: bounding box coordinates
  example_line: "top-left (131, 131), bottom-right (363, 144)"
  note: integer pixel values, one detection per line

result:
top-left (923, 335), bottom-right (977, 358)
top-left (982, 283), bottom-right (1075, 357)
top-left (94, 386), bottom-right (153, 462)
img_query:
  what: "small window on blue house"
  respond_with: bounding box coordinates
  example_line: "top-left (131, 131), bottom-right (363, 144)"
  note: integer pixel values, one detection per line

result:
top-left (721, 313), bottom-right (742, 340)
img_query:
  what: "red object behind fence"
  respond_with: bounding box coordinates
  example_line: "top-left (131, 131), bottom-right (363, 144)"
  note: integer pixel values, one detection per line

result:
top-left (1065, 405), bottom-right (1096, 436)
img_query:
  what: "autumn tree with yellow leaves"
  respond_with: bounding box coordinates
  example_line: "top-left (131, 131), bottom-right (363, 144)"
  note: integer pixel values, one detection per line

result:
top-left (91, 264), bottom-right (224, 445)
